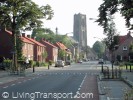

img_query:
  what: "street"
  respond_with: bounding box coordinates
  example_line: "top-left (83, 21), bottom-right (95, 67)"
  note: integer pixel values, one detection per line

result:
top-left (0, 61), bottom-right (100, 100)
top-left (1, 61), bottom-right (132, 100)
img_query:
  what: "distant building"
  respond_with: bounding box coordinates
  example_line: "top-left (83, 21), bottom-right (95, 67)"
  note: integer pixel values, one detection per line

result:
top-left (73, 13), bottom-right (87, 50)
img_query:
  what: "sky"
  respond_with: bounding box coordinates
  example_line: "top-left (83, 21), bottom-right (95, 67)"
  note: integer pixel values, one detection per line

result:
top-left (32, 0), bottom-right (129, 47)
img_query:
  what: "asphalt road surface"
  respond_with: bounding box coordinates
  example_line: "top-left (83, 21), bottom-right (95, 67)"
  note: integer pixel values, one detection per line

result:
top-left (0, 61), bottom-right (100, 100)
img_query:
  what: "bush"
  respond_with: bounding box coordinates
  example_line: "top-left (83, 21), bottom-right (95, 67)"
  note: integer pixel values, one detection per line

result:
top-left (36, 61), bottom-right (40, 67)
top-left (3, 59), bottom-right (12, 68)
top-left (17, 60), bottom-right (25, 65)
top-left (29, 60), bottom-right (34, 67)
top-left (48, 60), bottom-right (54, 65)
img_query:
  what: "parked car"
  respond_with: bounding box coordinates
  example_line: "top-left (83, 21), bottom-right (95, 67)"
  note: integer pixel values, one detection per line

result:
top-left (65, 60), bottom-right (71, 65)
top-left (98, 59), bottom-right (104, 64)
top-left (55, 60), bottom-right (65, 67)
top-left (78, 60), bottom-right (82, 63)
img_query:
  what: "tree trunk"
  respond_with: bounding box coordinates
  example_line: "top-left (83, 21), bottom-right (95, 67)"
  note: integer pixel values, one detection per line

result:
top-left (12, 16), bottom-right (18, 73)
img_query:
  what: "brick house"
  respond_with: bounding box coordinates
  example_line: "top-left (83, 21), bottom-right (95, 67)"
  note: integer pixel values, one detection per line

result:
top-left (0, 28), bottom-right (34, 60)
top-left (114, 32), bottom-right (133, 61)
top-left (40, 38), bottom-right (58, 62)
top-left (54, 42), bottom-right (71, 61)
top-left (21, 36), bottom-right (34, 60)
top-left (23, 34), bottom-right (46, 62)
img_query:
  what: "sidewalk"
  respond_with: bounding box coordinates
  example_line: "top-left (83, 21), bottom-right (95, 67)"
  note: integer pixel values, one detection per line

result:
top-left (98, 64), bottom-right (133, 100)
top-left (0, 66), bottom-right (54, 85)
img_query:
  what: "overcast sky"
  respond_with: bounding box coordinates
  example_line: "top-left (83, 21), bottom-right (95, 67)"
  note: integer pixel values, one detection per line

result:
top-left (32, 0), bottom-right (128, 47)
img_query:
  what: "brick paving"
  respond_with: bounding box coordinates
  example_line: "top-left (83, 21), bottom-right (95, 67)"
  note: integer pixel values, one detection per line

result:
top-left (77, 75), bottom-right (99, 100)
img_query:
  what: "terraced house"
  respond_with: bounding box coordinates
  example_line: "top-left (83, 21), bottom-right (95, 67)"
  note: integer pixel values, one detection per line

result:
top-left (40, 38), bottom-right (58, 62)
top-left (22, 33), bottom-right (46, 62)
top-left (0, 28), bottom-right (46, 63)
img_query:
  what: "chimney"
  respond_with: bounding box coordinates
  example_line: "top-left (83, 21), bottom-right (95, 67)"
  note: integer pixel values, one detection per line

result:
top-left (27, 35), bottom-right (31, 38)
top-left (32, 37), bottom-right (36, 40)
top-left (43, 38), bottom-right (46, 41)
top-left (127, 31), bottom-right (131, 38)
top-left (22, 33), bottom-right (26, 37)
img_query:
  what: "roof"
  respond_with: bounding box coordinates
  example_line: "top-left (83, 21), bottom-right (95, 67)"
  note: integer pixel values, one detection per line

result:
top-left (21, 37), bottom-right (34, 44)
top-left (119, 35), bottom-right (127, 44)
top-left (55, 42), bottom-right (71, 54)
top-left (41, 40), bottom-right (57, 48)
top-left (55, 42), bottom-right (66, 50)
top-left (5, 29), bottom-right (34, 44)
top-left (25, 37), bottom-right (45, 47)
top-left (118, 32), bottom-right (132, 44)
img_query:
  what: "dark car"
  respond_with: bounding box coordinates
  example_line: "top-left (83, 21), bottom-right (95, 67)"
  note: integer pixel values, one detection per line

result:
top-left (98, 59), bottom-right (104, 64)
top-left (65, 60), bottom-right (71, 65)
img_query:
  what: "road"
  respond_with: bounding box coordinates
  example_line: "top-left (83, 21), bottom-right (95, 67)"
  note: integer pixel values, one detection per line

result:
top-left (0, 61), bottom-right (100, 100)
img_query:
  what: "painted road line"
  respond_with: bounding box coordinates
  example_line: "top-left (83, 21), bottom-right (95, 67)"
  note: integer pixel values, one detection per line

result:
top-left (3, 86), bottom-right (8, 89)
top-left (11, 84), bottom-right (15, 86)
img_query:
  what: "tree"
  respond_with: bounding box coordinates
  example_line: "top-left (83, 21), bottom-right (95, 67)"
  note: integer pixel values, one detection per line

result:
top-left (97, 0), bottom-right (133, 32)
top-left (33, 28), bottom-right (74, 48)
top-left (58, 49), bottom-right (66, 60)
top-left (32, 28), bottom-right (54, 38)
top-left (103, 15), bottom-right (119, 52)
top-left (92, 41), bottom-right (105, 58)
top-left (0, 0), bottom-right (53, 72)
top-left (103, 15), bottom-right (119, 78)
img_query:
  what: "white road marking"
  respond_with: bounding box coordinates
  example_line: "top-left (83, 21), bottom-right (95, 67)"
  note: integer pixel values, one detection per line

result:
top-left (11, 84), bottom-right (15, 86)
top-left (3, 86), bottom-right (8, 88)
top-left (18, 82), bottom-right (21, 84)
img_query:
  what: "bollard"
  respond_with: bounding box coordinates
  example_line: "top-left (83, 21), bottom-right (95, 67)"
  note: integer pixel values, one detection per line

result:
top-left (126, 64), bottom-right (127, 70)
top-left (130, 64), bottom-right (131, 72)
top-left (33, 65), bottom-right (35, 73)
top-left (48, 65), bottom-right (49, 70)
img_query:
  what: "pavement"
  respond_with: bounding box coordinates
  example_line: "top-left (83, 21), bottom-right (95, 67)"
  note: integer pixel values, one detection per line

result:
top-left (98, 63), bottom-right (133, 100)
top-left (0, 65), bottom-right (57, 85)
top-left (0, 63), bottom-right (133, 100)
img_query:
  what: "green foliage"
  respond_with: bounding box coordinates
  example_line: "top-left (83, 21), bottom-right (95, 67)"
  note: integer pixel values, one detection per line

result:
top-left (29, 60), bottom-right (34, 67)
top-left (3, 59), bottom-right (12, 68)
top-left (17, 34), bottom-right (23, 60)
top-left (103, 15), bottom-right (119, 51)
top-left (58, 49), bottom-right (65, 60)
top-left (33, 28), bottom-right (74, 48)
top-left (32, 28), bottom-right (54, 38)
top-left (48, 60), bottom-right (54, 65)
top-left (129, 43), bottom-right (133, 60)
top-left (0, 0), bottom-right (54, 31)
top-left (92, 41), bottom-right (105, 58)
top-left (0, 0), bottom-right (53, 64)
top-left (97, 0), bottom-right (133, 31)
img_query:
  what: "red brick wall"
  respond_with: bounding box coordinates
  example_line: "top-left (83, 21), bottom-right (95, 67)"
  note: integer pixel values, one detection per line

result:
top-left (0, 29), bottom-right (13, 59)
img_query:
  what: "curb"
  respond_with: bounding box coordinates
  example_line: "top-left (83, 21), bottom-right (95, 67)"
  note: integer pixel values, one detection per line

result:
top-left (121, 77), bottom-right (133, 88)
top-left (97, 76), bottom-right (107, 100)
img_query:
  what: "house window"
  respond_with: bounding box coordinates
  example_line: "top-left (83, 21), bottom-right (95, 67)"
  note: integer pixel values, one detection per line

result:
top-left (123, 46), bottom-right (127, 51)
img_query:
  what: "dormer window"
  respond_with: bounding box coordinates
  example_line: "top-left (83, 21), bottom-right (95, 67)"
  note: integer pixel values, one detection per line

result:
top-left (123, 46), bottom-right (127, 51)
